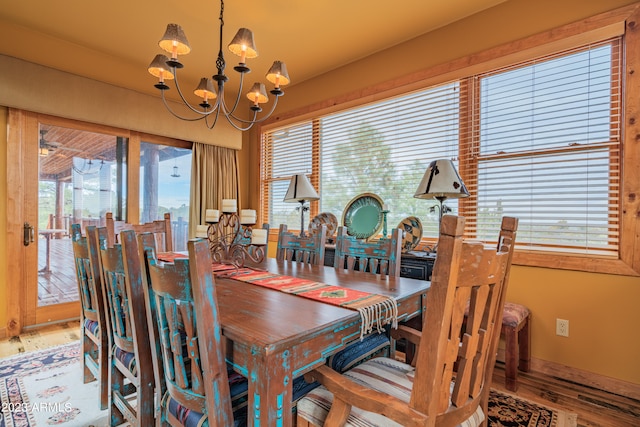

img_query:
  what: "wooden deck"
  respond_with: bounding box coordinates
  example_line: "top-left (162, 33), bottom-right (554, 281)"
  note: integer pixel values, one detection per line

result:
top-left (37, 236), bottom-right (78, 306)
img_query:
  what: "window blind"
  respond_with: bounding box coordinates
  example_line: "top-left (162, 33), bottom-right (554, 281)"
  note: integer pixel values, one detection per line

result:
top-left (461, 39), bottom-right (621, 255)
top-left (261, 37), bottom-right (621, 256)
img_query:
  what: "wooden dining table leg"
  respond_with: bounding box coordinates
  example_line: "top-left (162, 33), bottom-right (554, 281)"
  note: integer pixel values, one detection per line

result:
top-left (246, 349), bottom-right (294, 427)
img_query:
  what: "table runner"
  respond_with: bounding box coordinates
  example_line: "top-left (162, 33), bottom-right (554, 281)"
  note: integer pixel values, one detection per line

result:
top-left (221, 268), bottom-right (398, 339)
top-left (157, 253), bottom-right (398, 338)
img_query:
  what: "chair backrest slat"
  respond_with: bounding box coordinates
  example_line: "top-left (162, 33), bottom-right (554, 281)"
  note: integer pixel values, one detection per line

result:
top-left (334, 226), bottom-right (402, 277)
top-left (95, 227), bottom-right (134, 352)
top-left (276, 224), bottom-right (327, 265)
top-left (71, 224), bottom-right (107, 325)
top-left (106, 212), bottom-right (173, 252)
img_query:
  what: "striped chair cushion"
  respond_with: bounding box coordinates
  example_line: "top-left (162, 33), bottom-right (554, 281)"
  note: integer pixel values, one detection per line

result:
top-left (166, 371), bottom-right (319, 427)
top-left (113, 347), bottom-right (137, 376)
top-left (84, 319), bottom-right (99, 335)
top-left (328, 333), bottom-right (390, 373)
top-left (297, 357), bottom-right (485, 427)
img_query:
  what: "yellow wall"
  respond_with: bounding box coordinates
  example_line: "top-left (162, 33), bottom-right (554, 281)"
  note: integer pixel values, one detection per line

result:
top-left (1, 0), bottom-right (639, 387)
top-left (251, 0), bottom-right (640, 386)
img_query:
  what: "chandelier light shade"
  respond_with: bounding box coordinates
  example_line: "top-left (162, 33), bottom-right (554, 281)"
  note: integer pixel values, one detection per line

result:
top-left (148, 0), bottom-right (290, 131)
top-left (266, 61), bottom-right (290, 91)
top-left (284, 174), bottom-right (320, 236)
top-left (159, 23), bottom-right (191, 59)
top-left (414, 159), bottom-right (470, 221)
top-left (147, 54), bottom-right (175, 89)
top-left (228, 28), bottom-right (258, 61)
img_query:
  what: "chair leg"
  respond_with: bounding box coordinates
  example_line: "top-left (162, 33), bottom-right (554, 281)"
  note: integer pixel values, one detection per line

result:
top-left (109, 362), bottom-right (126, 427)
top-left (82, 336), bottom-right (95, 384)
top-left (137, 371), bottom-right (156, 426)
top-left (503, 325), bottom-right (518, 392)
top-left (98, 346), bottom-right (109, 410)
top-left (518, 316), bottom-right (531, 372)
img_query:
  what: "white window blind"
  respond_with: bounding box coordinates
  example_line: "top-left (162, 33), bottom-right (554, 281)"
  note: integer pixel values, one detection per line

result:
top-left (462, 39), bottom-right (621, 255)
top-left (261, 37), bottom-right (621, 256)
top-left (261, 121), bottom-right (317, 229)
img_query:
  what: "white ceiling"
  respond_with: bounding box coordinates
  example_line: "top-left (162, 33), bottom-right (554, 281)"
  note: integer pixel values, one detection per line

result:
top-left (1, 0), bottom-right (507, 101)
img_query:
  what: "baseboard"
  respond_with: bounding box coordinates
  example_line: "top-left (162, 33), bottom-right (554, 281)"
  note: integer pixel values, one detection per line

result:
top-left (496, 348), bottom-right (640, 401)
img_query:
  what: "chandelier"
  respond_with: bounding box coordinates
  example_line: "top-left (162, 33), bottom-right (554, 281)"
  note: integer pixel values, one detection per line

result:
top-left (147, 0), bottom-right (290, 131)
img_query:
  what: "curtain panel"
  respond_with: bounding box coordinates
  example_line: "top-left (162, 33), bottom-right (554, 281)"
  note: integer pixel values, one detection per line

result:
top-left (190, 143), bottom-right (240, 238)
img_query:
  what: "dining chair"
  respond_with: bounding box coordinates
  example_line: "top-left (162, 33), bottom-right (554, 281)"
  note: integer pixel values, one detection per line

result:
top-left (94, 226), bottom-right (155, 426)
top-left (327, 226), bottom-right (403, 373)
top-left (138, 234), bottom-right (249, 426)
top-left (296, 215), bottom-right (518, 427)
top-left (70, 223), bottom-right (109, 410)
top-left (276, 223), bottom-right (327, 265)
top-left (137, 233), bottom-right (321, 426)
top-left (333, 226), bottom-right (403, 277)
top-left (106, 211), bottom-right (173, 251)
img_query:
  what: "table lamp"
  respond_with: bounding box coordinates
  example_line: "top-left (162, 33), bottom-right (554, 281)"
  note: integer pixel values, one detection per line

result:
top-left (284, 174), bottom-right (320, 236)
top-left (414, 159), bottom-right (470, 224)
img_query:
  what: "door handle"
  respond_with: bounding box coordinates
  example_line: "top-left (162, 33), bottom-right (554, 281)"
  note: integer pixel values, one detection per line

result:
top-left (23, 222), bottom-right (34, 246)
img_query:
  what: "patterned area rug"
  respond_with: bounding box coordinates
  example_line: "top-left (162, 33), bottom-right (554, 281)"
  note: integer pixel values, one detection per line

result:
top-left (488, 389), bottom-right (577, 427)
top-left (0, 342), bottom-right (108, 427)
top-left (0, 342), bottom-right (576, 427)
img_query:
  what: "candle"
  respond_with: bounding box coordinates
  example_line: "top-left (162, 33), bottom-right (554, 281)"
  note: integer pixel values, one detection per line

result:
top-left (382, 203), bottom-right (389, 211)
top-left (251, 228), bottom-right (267, 245)
top-left (240, 209), bottom-right (257, 224)
top-left (222, 199), bottom-right (237, 213)
top-left (195, 224), bottom-right (209, 238)
top-left (205, 209), bottom-right (219, 223)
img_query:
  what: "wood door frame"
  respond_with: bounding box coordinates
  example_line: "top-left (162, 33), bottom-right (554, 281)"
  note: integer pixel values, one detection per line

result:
top-left (6, 110), bottom-right (81, 335)
top-left (6, 110), bottom-right (192, 336)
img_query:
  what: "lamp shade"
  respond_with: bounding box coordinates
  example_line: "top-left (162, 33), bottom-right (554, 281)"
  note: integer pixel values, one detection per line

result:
top-left (284, 174), bottom-right (319, 202)
top-left (228, 28), bottom-right (258, 60)
top-left (414, 159), bottom-right (470, 199)
top-left (246, 82), bottom-right (268, 105)
top-left (159, 23), bottom-right (191, 56)
top-left (194, 77), bottom-right (216, 100)
top-left (266, 61), bottom-right (291, 88)
top-left (148, 54), bottom-right (175, 80)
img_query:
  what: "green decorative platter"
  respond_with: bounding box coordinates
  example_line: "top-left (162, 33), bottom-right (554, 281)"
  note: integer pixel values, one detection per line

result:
top-left (342, 193), bottom-right (384, 239)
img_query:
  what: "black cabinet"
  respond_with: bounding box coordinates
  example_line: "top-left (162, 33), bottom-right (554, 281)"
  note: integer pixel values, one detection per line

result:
top-left (324, 246), bottom-right (435, 281)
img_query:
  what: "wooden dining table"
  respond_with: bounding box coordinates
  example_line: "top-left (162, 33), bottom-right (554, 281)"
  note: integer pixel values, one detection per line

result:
top-left (214, 257), bottom-right (430, 426)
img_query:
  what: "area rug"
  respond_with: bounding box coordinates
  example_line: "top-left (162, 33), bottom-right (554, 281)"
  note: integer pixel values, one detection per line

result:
top-left (0, 342), bottom-right (108, 427)
top-left (0, 342), bottom-right (576, 427)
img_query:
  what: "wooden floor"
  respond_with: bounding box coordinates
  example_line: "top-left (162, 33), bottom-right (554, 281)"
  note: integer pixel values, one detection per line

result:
top-left (0, 321), bottom-right (637, 427)
top-left (37, 236), bottom-right (78, 306)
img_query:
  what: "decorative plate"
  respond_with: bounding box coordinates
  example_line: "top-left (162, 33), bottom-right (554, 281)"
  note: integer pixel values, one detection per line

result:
top-left (341, 193), bottom-right (384, 239)
top-left (309, 212), bottom-right (338, 237)
top-left (397, 216), bottom-right (423, 253)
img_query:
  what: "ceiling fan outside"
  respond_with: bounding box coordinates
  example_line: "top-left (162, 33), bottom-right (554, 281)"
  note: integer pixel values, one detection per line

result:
top-left (39, 129), bottom-right (83, 156)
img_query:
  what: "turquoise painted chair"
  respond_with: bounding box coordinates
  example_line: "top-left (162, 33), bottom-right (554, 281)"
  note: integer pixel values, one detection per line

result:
top-left (276, 223), bottom-right (327, 265)
top-left (94, 226), bottom-right (155, 426)
top-left (327, 226), bottom-right (404, 373)
top-left (70, 223), bottom-right (109, 410)
top-left (136, 232), bottom-right (319, 426)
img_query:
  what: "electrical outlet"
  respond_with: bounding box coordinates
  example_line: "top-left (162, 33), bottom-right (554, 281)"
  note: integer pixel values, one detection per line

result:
top-left (556, 318), bottom-right (569, 337)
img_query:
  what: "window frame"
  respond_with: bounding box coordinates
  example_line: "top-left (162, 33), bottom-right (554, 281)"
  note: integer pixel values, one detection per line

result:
top-left (259, 5), bottom-right (640, 276)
